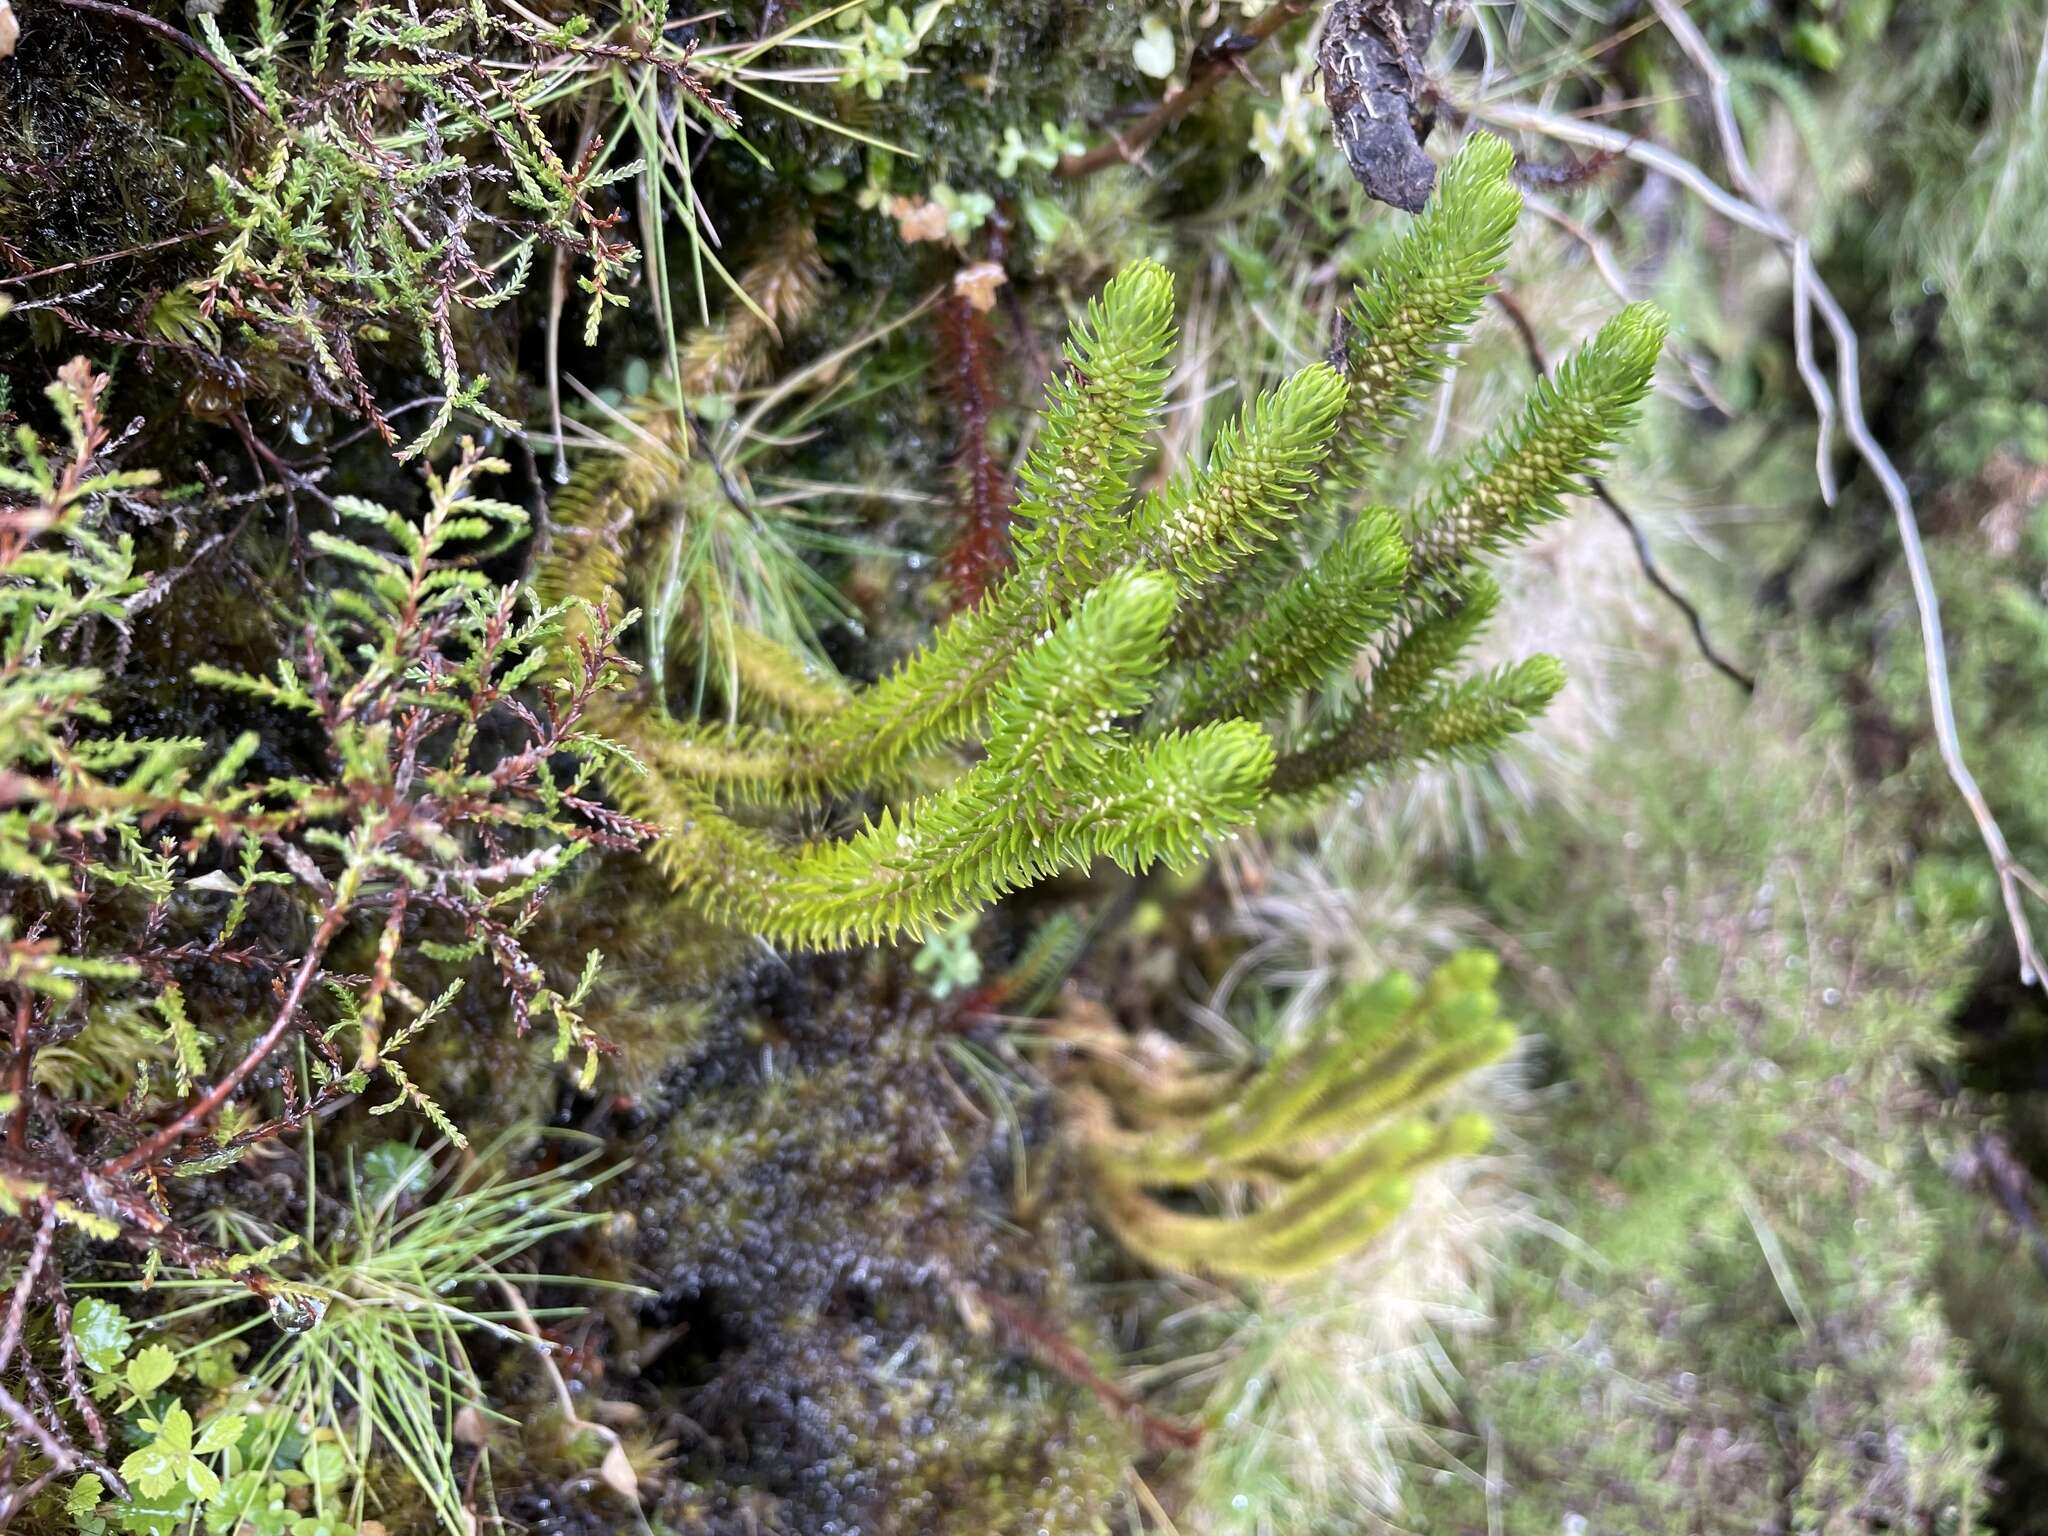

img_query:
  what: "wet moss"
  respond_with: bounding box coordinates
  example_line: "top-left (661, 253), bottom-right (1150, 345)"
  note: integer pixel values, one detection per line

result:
top-left (569, 954), bottom-right (1134, 1535)
top-left (0, 8), bottom-right (222, 361)
top-left (676, 2), bottom-right (1146, 299)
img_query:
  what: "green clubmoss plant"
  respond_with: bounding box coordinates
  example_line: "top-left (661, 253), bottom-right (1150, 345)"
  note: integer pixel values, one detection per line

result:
top-left (533, 133), bottom-right (1664, 955)
top-left (1059, 951), bottom-right (1513, 1281)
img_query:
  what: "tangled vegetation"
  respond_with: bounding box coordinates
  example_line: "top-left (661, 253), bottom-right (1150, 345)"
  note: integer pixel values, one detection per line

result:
top-left (3, 0), bottom-right (2046, 1531)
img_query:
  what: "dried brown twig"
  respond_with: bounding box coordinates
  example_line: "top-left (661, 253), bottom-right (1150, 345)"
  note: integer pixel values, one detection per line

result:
top-left (1465, 3), bottom-right (2048, 987)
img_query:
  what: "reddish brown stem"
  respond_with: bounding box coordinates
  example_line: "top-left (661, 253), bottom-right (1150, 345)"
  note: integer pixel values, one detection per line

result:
top-left (45, 1281), bottom-right (107, 1453)
top-left (969, 1285), bottom-right (1203, 1453)
top-left (938, 290), bottom-right (1013, 610)
top-left (100, 898), bottom-right (348, 1178)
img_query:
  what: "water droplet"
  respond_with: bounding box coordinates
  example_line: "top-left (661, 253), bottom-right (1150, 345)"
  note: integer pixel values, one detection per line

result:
top-left (268, 1291), bottom-right (326, 1333)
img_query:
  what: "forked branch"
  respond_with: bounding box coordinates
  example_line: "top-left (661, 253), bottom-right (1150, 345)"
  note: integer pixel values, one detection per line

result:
top-left (1467, 7), bottom-right (2048, 986)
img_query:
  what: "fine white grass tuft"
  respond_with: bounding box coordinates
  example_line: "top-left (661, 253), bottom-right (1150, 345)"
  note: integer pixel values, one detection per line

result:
top-left (137, 1130), bottom-right (625, 1535)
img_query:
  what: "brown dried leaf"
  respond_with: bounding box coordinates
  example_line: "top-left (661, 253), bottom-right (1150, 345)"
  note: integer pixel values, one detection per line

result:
top-left (891, 197), bottom-right (951, 244)
top-left (951, 262), bottom-right (1008, 314)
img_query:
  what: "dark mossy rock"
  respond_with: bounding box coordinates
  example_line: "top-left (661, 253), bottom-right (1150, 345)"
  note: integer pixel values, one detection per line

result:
top-left (0, 7), bottom-right (219, 282)
top-left (525, 952), bottom-right (1135, 1535)
top-left (0, 4), bottom-right (227, 418)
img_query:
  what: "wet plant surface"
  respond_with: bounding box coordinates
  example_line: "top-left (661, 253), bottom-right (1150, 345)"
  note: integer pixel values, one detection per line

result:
top-left (6, 3), bottom-right (2048, 1533)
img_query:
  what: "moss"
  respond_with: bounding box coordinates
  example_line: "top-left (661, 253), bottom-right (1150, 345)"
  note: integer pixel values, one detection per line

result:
top-left (24, 2), bottom-right (2016, 1530)
top-left (0, 8), bottom-right (222, 373)
top-left (1397, 673), bottom-right (1993, 1532)
top-left (382, 860), bottom-right (739, 1133)
top-left (695, 2), bottom-right (1145, 241)
top-left (575, 953), bottom-right (1133, 1535)
top-left (1787, 429), bottom-right (2048, 1534)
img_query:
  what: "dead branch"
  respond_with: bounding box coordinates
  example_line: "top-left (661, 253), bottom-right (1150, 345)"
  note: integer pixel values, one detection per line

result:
top-left (1320, 0), bottom-right (1442, 211)
top-left (1465, 8), bottom-right (2048, 987)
